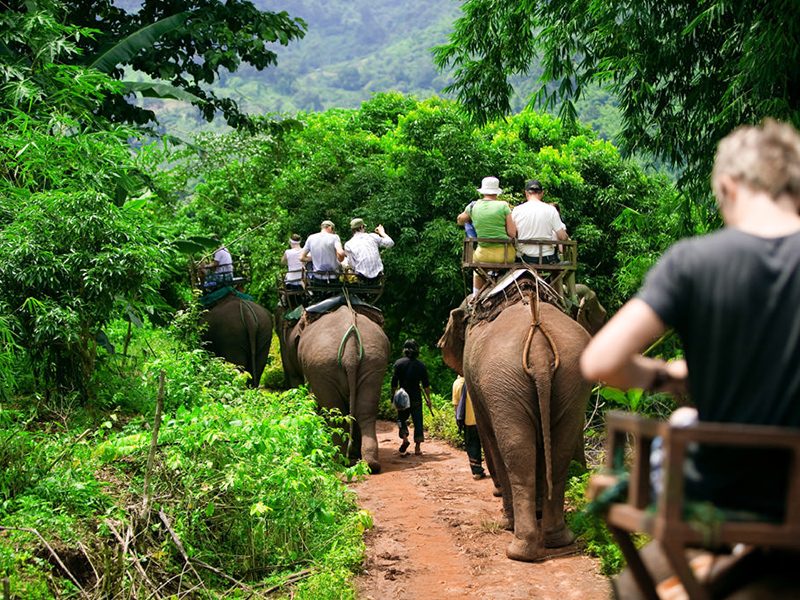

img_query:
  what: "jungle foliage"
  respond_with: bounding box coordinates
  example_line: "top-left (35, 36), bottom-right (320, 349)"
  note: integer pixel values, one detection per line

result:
top-left (0, 319), bottom-right (373, 599)
top-left (150, 92), bottom-right (678, 378)
top-left (0, 1), bottom-right (698, 592)
top-left (434, 0), bottom-right (800, 211)
top-left (2, 0), bottom-right (307, 130)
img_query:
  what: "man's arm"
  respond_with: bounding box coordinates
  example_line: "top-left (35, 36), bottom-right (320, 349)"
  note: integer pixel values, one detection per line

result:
top-left (280, 252), bottom-right (288, 266)
top-left (555, 228), bottom-right (569, 241)
top-left (335, 240), bottom-right (345, 262)
top-left (299, 249), bottom-right (312, 263)
top-left (457, 210), bottom-right (470, 226)
top-left (580, 299), bottom-right (688, 394)
top-left (375, 225), bottom-right (394, 247)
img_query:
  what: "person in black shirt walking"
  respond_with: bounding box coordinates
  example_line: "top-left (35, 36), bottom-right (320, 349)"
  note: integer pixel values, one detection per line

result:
top-left (391, 339), bottom-right (432, 455)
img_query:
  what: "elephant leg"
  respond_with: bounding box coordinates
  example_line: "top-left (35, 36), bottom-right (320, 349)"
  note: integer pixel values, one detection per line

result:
top-left (352, 373), bottom-right (381, 474)
top-left (541, 414), bottom-right (584, 547)
top-left (472, 394), bottom-right (513, 526)
top-left (494, 411), bottom-right (546, 562)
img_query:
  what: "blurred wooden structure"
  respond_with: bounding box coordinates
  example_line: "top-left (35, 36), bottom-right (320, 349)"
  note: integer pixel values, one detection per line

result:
top-left (596, 411), bottom-right (800, 600)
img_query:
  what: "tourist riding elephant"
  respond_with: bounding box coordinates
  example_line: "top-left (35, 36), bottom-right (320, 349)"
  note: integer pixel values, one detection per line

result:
top-left (276, 302), bottom-right (390, 474)
top-left (201, 292), bottom-right (273, 388)
top-left (439, 294), bottom-right (594, 562)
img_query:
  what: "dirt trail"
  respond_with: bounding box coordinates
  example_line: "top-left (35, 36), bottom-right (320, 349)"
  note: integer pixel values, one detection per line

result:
top-left (351, 421), bottom-right (612, 600)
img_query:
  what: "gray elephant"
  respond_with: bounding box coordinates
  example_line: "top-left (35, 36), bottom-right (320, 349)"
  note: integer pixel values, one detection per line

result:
top-left (201, 292), bottom-right (273, 388)
top-left (276, 300), bottom-right (389, 474)
top-left (439, 287), bottom-right (594, 562)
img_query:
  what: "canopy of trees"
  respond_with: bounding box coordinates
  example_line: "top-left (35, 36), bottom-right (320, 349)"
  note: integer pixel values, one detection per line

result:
top-left (150, 93), bottom-right (677, 382)
top-left (2, 0), bottom-right (307, 130)
top-left (433, 0), bottom-right (800, 198)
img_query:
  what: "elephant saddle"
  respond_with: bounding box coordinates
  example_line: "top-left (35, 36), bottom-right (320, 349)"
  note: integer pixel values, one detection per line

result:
top-left (471, 270), bottom-right (564, 325)
top-left (296, 293), bottom-right (385, 328)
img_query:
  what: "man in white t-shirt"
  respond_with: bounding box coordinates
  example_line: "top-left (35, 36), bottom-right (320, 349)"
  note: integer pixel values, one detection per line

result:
top-left (300, 220), bottom-right (345, 281)
top-left (512, 180), bottom-right (568, 265)
top-left (281, 234), bottom-right (304, 289)
top-left (205, 241), bottom-right (233, 285)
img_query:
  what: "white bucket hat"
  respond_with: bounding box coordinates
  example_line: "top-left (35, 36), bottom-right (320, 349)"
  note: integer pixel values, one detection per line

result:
top-left (477, 176), bottom-right (503, 196)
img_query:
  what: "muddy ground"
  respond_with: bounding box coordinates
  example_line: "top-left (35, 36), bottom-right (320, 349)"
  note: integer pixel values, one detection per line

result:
top-left (351, 420), bottom-right (612, 600)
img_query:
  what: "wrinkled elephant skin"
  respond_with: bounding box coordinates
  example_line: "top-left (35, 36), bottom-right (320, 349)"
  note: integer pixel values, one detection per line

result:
top-left (277, 306), bottom-right (389, 474)
top-left (201, 293), bottom-right (273, 388)
top-left (440, 300), bottom-right (591, 562)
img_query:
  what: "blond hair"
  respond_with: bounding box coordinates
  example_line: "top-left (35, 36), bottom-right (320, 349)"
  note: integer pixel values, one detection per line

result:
top-left (712, 119), bottom-right (800, 205)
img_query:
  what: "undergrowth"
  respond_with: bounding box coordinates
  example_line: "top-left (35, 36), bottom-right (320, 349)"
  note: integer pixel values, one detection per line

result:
top-left (0, 321), bottom-right (372, 599)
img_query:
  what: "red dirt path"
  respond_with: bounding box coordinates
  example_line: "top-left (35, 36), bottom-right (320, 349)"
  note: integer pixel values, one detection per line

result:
top-left (351, 420), bottom-right (612, 600)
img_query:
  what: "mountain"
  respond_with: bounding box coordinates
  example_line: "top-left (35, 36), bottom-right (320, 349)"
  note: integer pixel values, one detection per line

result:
top-left (139, 0), bottom-right (622, 142)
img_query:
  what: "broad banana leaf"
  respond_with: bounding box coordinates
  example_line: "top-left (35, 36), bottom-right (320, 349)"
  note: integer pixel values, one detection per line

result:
top-left (120, 81), bottom-right (201, 103)
top-left (88, 11), bottom-right (191, 74)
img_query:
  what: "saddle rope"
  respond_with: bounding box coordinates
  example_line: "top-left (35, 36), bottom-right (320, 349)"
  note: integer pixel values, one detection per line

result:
top-left (338, 287), bottom-right (364, 364)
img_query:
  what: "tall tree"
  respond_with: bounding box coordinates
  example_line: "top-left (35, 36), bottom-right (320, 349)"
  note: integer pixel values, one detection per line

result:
top-left (3, 0), bottom-right (307, 130)
top-left (433, 0), bottom-right (800, 200)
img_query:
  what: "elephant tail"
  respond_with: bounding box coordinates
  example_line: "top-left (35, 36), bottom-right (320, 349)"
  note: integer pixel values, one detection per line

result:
top-left (523, 293), bottom-right (559, 501)
top-left (342, 336), bottom-right (360, 451)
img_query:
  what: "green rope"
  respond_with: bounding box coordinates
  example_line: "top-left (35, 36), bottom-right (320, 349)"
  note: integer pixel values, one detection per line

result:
top-left (338, 324), bottom-right (363, 364)
top-left (239, 297), bottom-right (258, 329)
top-left (338, 288), bottom-right (363, 364)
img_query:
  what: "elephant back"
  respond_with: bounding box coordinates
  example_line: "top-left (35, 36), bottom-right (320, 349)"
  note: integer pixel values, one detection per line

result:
top-left (299, 303), bottom-right (384, 330)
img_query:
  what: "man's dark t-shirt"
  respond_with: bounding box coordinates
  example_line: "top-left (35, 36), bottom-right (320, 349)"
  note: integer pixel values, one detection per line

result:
top-left (392, 357), bottom-right (430, 407)
top-left (637, 228), bottom-right (800, 516)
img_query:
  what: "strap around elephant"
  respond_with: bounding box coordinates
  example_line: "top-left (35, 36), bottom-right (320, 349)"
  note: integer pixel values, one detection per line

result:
top-left (338, 325), bottom-right (363, 364)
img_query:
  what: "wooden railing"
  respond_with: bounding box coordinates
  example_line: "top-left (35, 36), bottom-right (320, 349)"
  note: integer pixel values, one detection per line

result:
top-left (462, 238), bottom-right (578, 301)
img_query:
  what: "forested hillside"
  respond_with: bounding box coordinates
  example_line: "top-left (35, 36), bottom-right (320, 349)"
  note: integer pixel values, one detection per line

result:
top-left (146, 0), bottom-right (624, 141)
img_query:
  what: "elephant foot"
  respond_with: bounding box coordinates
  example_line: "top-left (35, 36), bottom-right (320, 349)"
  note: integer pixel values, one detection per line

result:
top-left (500, 515), bottom-right (514, 531)
top-left (506, 537), bottom-right (545, 562)
top-left (492, 486), bottom-right (502, 497)
top-left (544, 527), bottom-right (575, 549)
top-left (367, 460), bottom-right (381, 474)
top-left (506, 536), bottom-right (578, 563)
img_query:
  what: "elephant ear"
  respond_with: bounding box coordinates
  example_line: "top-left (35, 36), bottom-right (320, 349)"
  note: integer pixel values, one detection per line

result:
top-left (575, 285), bottom-right (608, 336)
top-left (437, 303), bottom-right (469, 376)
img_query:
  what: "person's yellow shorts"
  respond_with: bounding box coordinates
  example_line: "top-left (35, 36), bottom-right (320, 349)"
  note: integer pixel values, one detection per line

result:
top-left (474, 244), bottom-right (516, 264)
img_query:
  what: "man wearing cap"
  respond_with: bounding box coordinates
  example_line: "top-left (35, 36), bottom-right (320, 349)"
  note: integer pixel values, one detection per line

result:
top-left (512, 179), bottom-right (568, 265)
top-left (300, 220), bottom-right (345, 281)
top-left (457, 176), bottom-right (517, 297)
top-left (344, 218), bottom-right (394, 283)
top-left (281, 234), bottom-right (304, 289)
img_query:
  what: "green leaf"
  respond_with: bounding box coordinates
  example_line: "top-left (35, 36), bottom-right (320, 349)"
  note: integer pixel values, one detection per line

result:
top-left (88, 12), bottom-right (191, 74)
top-left (119, 81), bottom-right (202, 103)
top-left (173, 240), bottom-right (207, 254)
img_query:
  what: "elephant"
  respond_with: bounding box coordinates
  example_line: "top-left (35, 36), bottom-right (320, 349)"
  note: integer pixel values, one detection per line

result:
top-left (201, 291), bottom-right (273, 388)
top-left (276, 299), bottom-right (390, 474)
top-left (439, 288), bottom-right (594, 562)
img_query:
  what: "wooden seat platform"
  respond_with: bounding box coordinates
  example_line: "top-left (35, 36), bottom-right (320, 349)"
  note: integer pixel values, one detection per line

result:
top-left (277, 268), bottom-right (384, 309)
top-left (596, 411), bottom-right (800, 600)
top-left (462, 238), bottom-right (578, 302)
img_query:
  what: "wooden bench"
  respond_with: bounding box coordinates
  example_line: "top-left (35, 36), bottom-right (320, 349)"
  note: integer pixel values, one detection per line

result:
top-left (276, 268), bottom-right (384, 309)
top-left (462, 237), bottom-right (578, 304)
top-left (597, 411), bottom-right (800, 600)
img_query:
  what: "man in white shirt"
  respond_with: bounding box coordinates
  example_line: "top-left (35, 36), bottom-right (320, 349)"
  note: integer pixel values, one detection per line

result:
top-left (344, 218), bottom-right (394, 282)
top-left (300, 220), bottom-right (345, 281)
top-left (281, 234), bottom-right (304, 289)
top-left (512, 180), bottom-right (568, 264)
